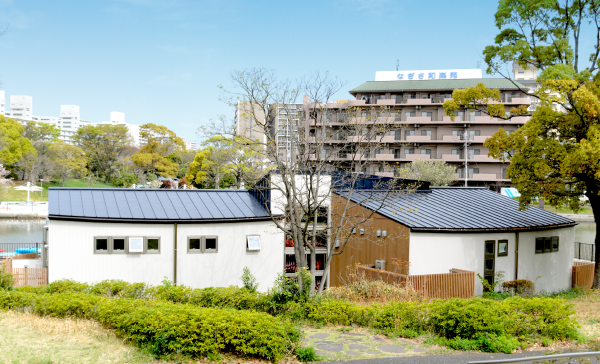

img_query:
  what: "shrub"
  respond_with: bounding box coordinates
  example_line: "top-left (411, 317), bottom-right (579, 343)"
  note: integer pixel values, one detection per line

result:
top-left (241, 267), bottom-right (259, 293)
top-left (322, 278), bottom-right (421, 304)
top-left (47, 279), bottom-right (89, 294)
top-left (447, 333), bottom-right (519, 353)
top-left (0, 290), bottom-right (299, 362)
top-left (429, 298), bottom-right (506, 339)
top-left (372, 301), bottom-right (429, 335)
top-left (0, 263), bottom-right (14, 290)
top-left (502, 280), bottom-right (535, 296)
top-left (295, 346), bottom-right (318, 362)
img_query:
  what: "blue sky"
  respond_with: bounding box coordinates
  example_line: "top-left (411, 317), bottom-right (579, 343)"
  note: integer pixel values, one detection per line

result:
top-left (0, 0), bottom-right (504, 143)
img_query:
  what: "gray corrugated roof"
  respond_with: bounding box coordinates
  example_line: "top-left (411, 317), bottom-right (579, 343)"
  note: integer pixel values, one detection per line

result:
top-left (48, 188), bottom-right (271, 223)
top-left (335, 187), bottom-right (576, 232)
top-left (349, 78), bottom-right (526, 93)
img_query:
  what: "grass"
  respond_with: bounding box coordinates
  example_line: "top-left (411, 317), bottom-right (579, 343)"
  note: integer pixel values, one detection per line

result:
top-left (571, 289), bottom-right (600, 340)
top-left (0, 310), bottom-right (162, 364)
top-left (0, 179), bottom-right (116, 202)
top-left (543, 204), bottom-right (594, 215)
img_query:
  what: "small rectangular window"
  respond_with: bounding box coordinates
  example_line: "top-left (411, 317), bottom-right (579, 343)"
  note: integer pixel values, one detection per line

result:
top-left (112, 237), bottom-right (126, 254)
top-left (247, 235), bottom-right (261, 251)
top-left (204, 236), bottom-right (218, 253)
top-left (544, 237), bottom-right (552, 252)
top-left (129, 237), bottom-right (144, 253)
top-left (498, 240), bottom-right (508, 256)
top-left (535, 237), bottom-right (544, 254)
top-left (485, 240), bottom-right (495, 255)
top-left (188, 236), bottom-right (202, 253)
top-left (551, 237), bottom-right (559, 252)
top-left (94, 237), bottom-right (109, 254)
top-left (146, 237), bottom-right (160, 254)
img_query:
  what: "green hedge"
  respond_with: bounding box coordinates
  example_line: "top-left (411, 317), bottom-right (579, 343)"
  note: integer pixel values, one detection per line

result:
top-left (11, 279), bottom-right (579, 354)
top-left (0, 290), bottom-right (299, 362)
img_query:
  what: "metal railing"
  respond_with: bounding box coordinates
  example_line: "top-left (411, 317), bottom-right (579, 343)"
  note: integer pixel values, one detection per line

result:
top-left (575, 242), bottom-right (595, 262)
top-left (0, 243), bottom-right (42, 260)
top-left (468, 351), bottom-right (600, 363)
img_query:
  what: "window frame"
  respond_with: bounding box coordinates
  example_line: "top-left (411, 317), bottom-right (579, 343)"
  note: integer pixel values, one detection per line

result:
top-left (535, 237), bottom-right (544, 254)
top-left (111, 236), bottom-right (128, 254)
top-left (94, 236), bottom-right (110, 254)
top-left (551, 236), bottom-right (559, 252)
top-left (497, 240), bottom-right (508, 257)
top-left (145, 236), bottom-right (161, 254)
top-left (128, 236), bottom-right (145, 254)
top-left (246, 235), bottom-right (261, 252)
top-left (187, 235), bottom-right (203, 254)
top-left (203, 236), bottom-right (218, 253)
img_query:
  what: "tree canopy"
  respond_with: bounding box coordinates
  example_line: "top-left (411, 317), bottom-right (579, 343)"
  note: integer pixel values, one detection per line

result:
top-left (404, 160), bottom-right (457, 186)
top-left (0, 116), bottom-right (36, 166)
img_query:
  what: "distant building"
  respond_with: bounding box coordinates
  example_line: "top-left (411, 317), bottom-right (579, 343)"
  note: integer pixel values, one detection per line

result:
top-left (9, 95), bottom-right (33, 120)
top-left (0, 90), bottom-right (5, 115)
top-left (512, 61), bottom-right (566, 113)
top-left (57, 105), bottom-right (81, 142)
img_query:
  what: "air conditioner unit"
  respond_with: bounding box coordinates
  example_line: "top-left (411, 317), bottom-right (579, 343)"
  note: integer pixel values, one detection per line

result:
top-left (375, 260), bottom-right (386, 270)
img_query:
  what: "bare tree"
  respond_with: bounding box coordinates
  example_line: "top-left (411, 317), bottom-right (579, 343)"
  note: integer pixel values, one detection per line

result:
top-left (202, 68), bottom-right (418, 293)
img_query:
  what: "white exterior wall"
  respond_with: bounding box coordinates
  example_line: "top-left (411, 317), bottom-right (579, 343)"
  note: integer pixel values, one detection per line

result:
top-left (409, 227), bottom-right (574, 295)
top-left (10, 95), bottom-right (33, 120)
top-left (518, 227), bottom-right (574, 293)
top-left (0, 90), bottom-right (5, 115)
top-left (110, 111), bottom-right (125, 124)
top-left (177, 221), bottom-right (284, 291)
top-left (48, 219), bottom-right (284, 291)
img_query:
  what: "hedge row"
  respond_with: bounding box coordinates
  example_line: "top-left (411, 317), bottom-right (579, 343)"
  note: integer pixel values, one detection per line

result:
top-left (0, 290), bottom-right (299, 361)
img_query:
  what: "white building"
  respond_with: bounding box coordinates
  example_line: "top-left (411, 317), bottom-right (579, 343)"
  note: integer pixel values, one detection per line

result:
top-left (0, 91), bottom-right (5, 115)
top-left (98, 112), bottom-right (141, 147)
top-left (333, 186), bottom-right (577, 295)
top-left (46, 188), bottom-right (284, 290)
top-left (9, 95), bottom-right (33, 121)
top-left (512, 61), bottom-right (566, 113)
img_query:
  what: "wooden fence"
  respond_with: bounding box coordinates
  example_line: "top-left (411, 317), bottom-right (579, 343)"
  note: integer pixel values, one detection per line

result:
top-left (11, 268), bottom-right (47, 287)
top-left (572, 260), bottom-right (595, 289)
top-left (356, 265), bottom-right (475, 299)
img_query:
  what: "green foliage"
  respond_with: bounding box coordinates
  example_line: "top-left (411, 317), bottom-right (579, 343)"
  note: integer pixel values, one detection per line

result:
top-left (0, 264), bottom-right (14, 291)
top-left (477, 271), bottom-right (506, 292)
top-left (295, 346), bottom-right (318, 362)
top-left (109, 172), bottom-right (138, 188)
top-left (372, 301), bottom-right (429, 335)
top-left (403, 160), bottom-right (457, 186)
top-left (0, 115), bottom-right (36, 166)
top-left (0, 290), bottom-right (299, 362)
top-left (502, 279), bottom-right (535, 296)
top-left (270, 269), bottom-right (314, 309)
top-left (447, 333), bottom-right (519, 354)
top-left (241, 267), bottom-right (259, 293)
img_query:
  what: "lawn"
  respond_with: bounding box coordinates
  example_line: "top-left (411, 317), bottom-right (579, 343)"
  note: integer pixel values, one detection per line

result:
top-left (571, 289), bottom-right (600, 340)
top-left (0, 310), bottom-right (162, 364)
top-left (0, 179), bottom-right (116, 202)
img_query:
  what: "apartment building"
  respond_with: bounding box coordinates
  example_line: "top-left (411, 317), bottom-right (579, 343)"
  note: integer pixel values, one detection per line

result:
top-left (0, 91), bottom-right (5, 115)
top-left (304, 70), bottom-right (531, 189)
top-left (8, 95), bottom-right (33, 120)
top-left (512, 61), bottom-right (566, 114)
top-left (235, 101), bottom-right (303, 162)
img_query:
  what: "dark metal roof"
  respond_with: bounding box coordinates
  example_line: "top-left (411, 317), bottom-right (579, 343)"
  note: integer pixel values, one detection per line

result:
top-left (349, 78), bottom-right (526, 94)
top-left (48, 188), bottom-right (273, 223)
top-left (335, 187), bottom-right (576, 232)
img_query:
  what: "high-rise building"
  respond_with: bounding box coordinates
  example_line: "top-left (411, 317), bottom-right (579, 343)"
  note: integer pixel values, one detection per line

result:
top-left (0, 91), bottom-right (5, 115)
top-left (9, 95), bottom-right (33, 120)
top-left (304, 69), bottom-right (532, 190)
top-left (57, 105), bottom-right (81, 142)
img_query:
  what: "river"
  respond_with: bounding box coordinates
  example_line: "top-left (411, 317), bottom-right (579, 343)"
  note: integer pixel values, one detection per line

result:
top-left (0, 219), bottom-right (596, 246)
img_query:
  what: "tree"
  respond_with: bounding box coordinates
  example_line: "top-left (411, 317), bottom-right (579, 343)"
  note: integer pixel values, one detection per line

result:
top-left (19, 121), bottom-right (61, 182)
top-left (0, 164), bottom-right (13, 191)
top-left (72, 124), bottom-right (132, 182)
top-left (203, 68), bottom-right (415, 293)
top-left (48, 141), bottom-right (87, 186)
top-left (0, 115), bottom-right (36, 166)
top-left (449, 0), bottom-right (600, 286)
top-left (186, 148), bottom-right (213, 187)
top-left (404, 160), bottom-right (457, 186)
top-left (130, 124), bottom-right (183, 178)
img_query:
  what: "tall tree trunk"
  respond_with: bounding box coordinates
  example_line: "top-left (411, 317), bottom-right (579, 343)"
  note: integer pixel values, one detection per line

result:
top-left (589, 188), bottom-right (600, 288)
top-left (215, 173), bottom-right (220, 190)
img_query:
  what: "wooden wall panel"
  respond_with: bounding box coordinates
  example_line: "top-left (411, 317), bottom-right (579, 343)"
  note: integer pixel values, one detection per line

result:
top-left (329, 194), bottom-right (411, 287)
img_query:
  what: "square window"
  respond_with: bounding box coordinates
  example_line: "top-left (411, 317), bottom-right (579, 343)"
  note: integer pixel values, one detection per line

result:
top-left (188, 236), bottom-right (202, 253)
top-left (485, 259), bottom-right (494, 271)
top-left (146, 237), bottom-right (160, 254)
top-left (247, 235), bottom-right (261, 251)
top-left (129, 237), bottom-right (144, 253)
top-left (112, 237), bottom-right (126, 254)
top-left (535, 237), bottom-right (544, 254)
top-left (205, 237), bottom-right (218, 252)
top-left (551, 237), bottom-right (559, 252)
top-left (498, 240), bottom-right (508, 256)
top-left (95, 237), bottom-right (108, 253)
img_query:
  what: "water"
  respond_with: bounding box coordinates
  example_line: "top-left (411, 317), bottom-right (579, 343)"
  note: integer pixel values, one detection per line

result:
top-left (0, 219), bottom-right (45, 248)
top-left (575, 221), bottom-right (596, 245)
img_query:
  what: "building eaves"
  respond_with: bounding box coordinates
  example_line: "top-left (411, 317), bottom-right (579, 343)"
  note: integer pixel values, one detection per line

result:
top-left (349, 78), bottom-right (527, 94)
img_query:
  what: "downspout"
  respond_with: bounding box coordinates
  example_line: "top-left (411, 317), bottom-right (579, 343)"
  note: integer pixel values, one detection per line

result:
top-left (174, 223), bottom-right (178, 285)
top-left (515, 231), bottom-right (519, 280)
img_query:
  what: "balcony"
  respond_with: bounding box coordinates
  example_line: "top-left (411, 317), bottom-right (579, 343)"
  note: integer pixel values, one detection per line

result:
top-left (471, 135), bottom-right (490, 143)
top-left (406, 116), bottom-right (433, 124)
top-left (471, 173), bottom-right (500, 181)
top-left (380, 136), bottom-right (402, 143)
top-left (405, 98), bottom-right (432, 105)
top-left (375, 99), bottom-right (396, 106)
top-left (442, 135), bottom-right (462, 142)
top-left (405, 154), bottom-right (431, 161)
top-left (375, 171), bottom-right (394, 177)
top-left (406, 135), bottom-right (432, 142)
top-left (470, 155), bottom-right (501, 163)
top-left (375, 153), bottom-right (395, 161)
top-left (441, 154), bottom-right (462, 162)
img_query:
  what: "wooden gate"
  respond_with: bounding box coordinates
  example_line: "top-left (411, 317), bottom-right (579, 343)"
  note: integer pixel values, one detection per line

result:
top-left (572, 260), bottom-right (595, 289)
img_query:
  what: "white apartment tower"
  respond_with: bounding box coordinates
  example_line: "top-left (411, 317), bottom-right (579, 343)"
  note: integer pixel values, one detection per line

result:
top-left (110, 111), bottom-right (125, 124)
top-left (59, 105), bottom-right (81, 142)
top-left (10, 95), bottom-right (33, 120)
top-left (0, 91), bottom-right (5, 115)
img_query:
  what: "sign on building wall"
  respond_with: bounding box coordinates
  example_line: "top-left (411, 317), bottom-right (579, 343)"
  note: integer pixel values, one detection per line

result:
top-left (375, 69), bottom-right (483, 81)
